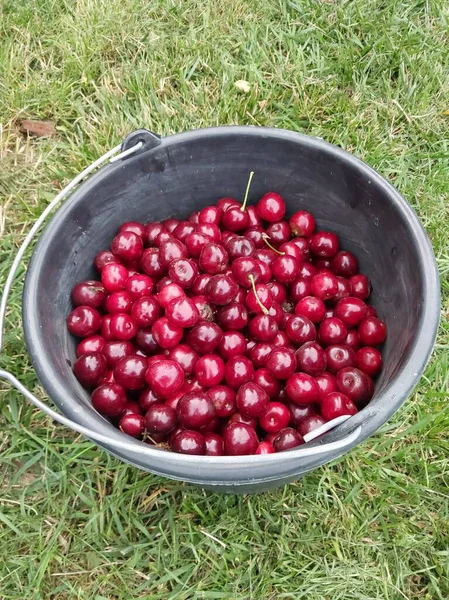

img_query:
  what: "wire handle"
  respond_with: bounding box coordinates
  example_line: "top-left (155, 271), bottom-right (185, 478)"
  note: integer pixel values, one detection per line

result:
top-left (0, 140), bottom-right (361, 459)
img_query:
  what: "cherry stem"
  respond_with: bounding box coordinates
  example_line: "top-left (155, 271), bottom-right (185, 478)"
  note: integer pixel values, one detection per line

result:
top-left (261, 233), bottom-right (285, 255)
top-left (240, 170), bottom-right (254, 212)
top-left (248, 274), bottom-right (269, 315)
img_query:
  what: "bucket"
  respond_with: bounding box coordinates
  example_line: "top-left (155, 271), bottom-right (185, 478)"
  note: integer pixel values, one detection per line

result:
top-left (0, 127), bottom-right (440, 493)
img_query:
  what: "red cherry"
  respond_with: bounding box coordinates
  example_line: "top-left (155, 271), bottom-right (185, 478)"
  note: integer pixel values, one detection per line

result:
top-left (102, 340), bottom-right (135, 368)
top-left (285, 315), bottom-right (316, 345)
top-left (191, 295), bottom-right (215, 322)
top-left (255, 441), bottom-right (275, 454)
top-left (256, 192), bottom-right (286, 222)
top-left (297, 262), bottom-right (317, 279)
top-left (236, 382), bottom-right (269, 418)
top-left (91, 383), bottom-right (127, 416)
top-left (145, 359), bottom-right (184, 399)
top-left (287, 402), bottom-right (318, 428)
top-left (318, 317), bottom-right (348, 346)
top-left (135, 328), bottom-right (159, 355)
top-left (204, 432), bottom-right (224, 456)
top-left (191, 273), bottom-right (213, 295)
top-left (271, 255), bottom-right (301, 284)
top-left (224, 235), bottom-right (256, 260)
top-left (310, 271), bottom-right (338, 301)
top-left (109, 313), bottom-right (137, 341)
top-left (111, 231), bottom-right (143, 262)
top-left (105, 290), bottom-right (133, 314)
top-left (100, 315), bottom-right (114, 341)
top-left (119, 413), bottom-right (145, 438)
top-left (349, 274), bottom-right (371, 299)
top-left (321, 392), bottom-right (358, 420)
top-left (223, 422), bottom-right (258, 456)
top-left (114, 355), bottom-right (147, 389)
top-left (67, 306), bottom-right (102, 337)
top-left (185, 231), bottom-right (213, 257)
top-left (125, 274), bottom-right (154, 299)
top-left (145, 222), bottom-right (166, 246)
top-left (289, 211), bottom-right (316, 237)
top-left (330, 251), bottom-right (358, 277)
top-left (290, 277), bottom-right (312, 302)
top-left (76, 335), bottom-right (105, 357)
top-left (162, 218), bottom-right (179, 233)
top-left (199, 243), bottom-right (229, 274)
top-left (248, 314), bottom-right (279, 342)
top-left (140, 248), bottom-right (165, 279)
top-left (170, 430), bottom-right (206, 454)
top-left (173, 220), bottom-right (196, 242)
top-left (249, 343), bottom-right (274, 369)
top-left (356, 346), bottom-right (383, 377)
top-left (246, 283), bottom-right (273, 314)
top-left (345, 329), bottom-right (360, 351)
top-left (217, 197), bottom-right (240, 212)
top-left (224, 355), bottom-right (254, 389)
top-left (266, 348), bottom-right (297, 379)
top-left (71, 280), bottom-right (106, 308)
top-left (145, 403), bottom-right (178, 434)
top-left (167, 344), bottom-right (199, 375)
top-left (217, 302), bottom-right (248, 331)
top-left (101, 263), bottom-right (130, 293)
top-left (139, 387), bottom-right (160, 411)
top-left (295, 341), bottom-right (327, 376)
top-left (158, 239), bottom-right (187, 268)
top-left (315, 372), bottom-right (338, 401)
top-left (206, 274), bottom-right (239, 305)
top-left (152, 317), bottom-right (183, 349)
top-left (279, 241), bottom-right (303, 262)
top-left (217, 331), bottom-right (247, 360)
top-left (231, 257), bottom-right (262, 288)
top-left (131, 296), bottom-right (161, 328)
top-left (196, 222), bottom-right (221, 243)
top-left (326, 344), bottom-right (357, 373)
top-left (222, 205), bottom-right (250, 232)
top-left (259, 402), bottom-right (290, 433)
top-left (244, 227), bottom-right (265, 249)
top-left (166, 297), bottom-right (200, 328)
top-left (194, 354), bottom-right (225, 387)
top-left (298, 414), bottom-right (327, 437)
top-left (94, 250), bottom-right (120, 272)
top-left (286, 373), bottom-right (320, 405)
top-left (186, 322), bottom-right (223, 354)
top-left (253, 368), bottom-right (281, 399)
top-left (73, 352), bottom-right (107, 388)
top-left (266, 281), bottom-right (287, 304)
top-left (294, 296), bottom-right (326, 322)
top-left (334, 297), bottom-right (368, 327)
top-left (336, 367), bottom-right (374, 406)
top-left (177, 392), bottom-right (215, 430)
top-left (199, 205), bottom-right (222, 226)
top-left (274, 428), bottom-right (304, 451)
top-left (208, 385), bottom-right (236, 418)
top-left (358, 317), bottom-right (387, 346)
top-left (266, 221), bottom-right (290, 246)
top-left (169, 258), bottom-right (198, 289)
top-left (309, 231), bottom-right (339, 258)
top-left (119, 221), bottom-right (146, 239)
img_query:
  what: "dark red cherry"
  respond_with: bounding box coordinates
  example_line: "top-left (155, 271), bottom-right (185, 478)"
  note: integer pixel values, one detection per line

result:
top-left (217, 331), bottom-right (247, 360)
top-left (256, 192), bottom-right (285, 222)
top-left (76, 335), bottom-right (105, 357)
top-left (206, 274), bottom-right (239, 305)
top-left (334, 297), bottom-right (368, 327)
top-left (244, 226), bottom-right (265, 249)
top-left (311, 271), bottom-right (338, 301)
top-left (131, 296), bottom-right (161, 328)
top-left (236, 382), bottom-right (269, 418)
top-left (356, 346), bottom-right (383, 377)
top-left (222, 205), bottom-right (250, 232)
top-left (253, 368), bottom-right (281, 399)
top-left (171, 430), bottom-right (206, 454)
top-left (159, 239), bottom-right (187, 268)
top-left (167, 344), bottom-right (199, 375)
top-left (190, 273), bottom-right (212, 296)
top-left (345, 329), bottom-right (360, 351)
top-left (331, 251), bottom-right (358, 277)
top-left (109, 313), bottom-right (137, 341)
top-left (100, 315), bottom-right (114, 341)
top-left (349, 274), bottom-right (371, 299)
top-left (105, 290), bottom-right (133, 314)
top-left (119, 413), bottom-right (145, 437)
top-left (286, 372), bottom-right (320, 405)
top-left (271, 255), bottom-right (301, 284)
top-left (358, 317), bottom-right (387, 346)
top-left (145, 403), bottom-right (177, 434)
top-left (272, 331), bottom-right (293, 348)
top-left (223, 422), bottom-right (258, 456)
top-left (246, 283), bottom-right (273, 314)
top-left (290, 277), bottom-right (312, 302)
top-left (297, 262), bottom-right (317, 279)
top-left (330, 276), bottom-right (351, 304)
top-left (208, 385), bottom-right (236, 418)
top-left (298, 414), bottom-right (327, 438)
top-left (225, 236), bottom-right (256, 259)
top-left (295, 341), bottom-right (327, 376)
top-left (125, 274), bottom-right (154, 299)
top-left (266, 281), bottom-right (287, 304)
top-left (140, 248), bottom-right (165, 279)
top-left (260, 402), bottom-right (290, 433)
top-left (217, 197), bottom-right (240, 212)
top-left (285, 315), bottom-right (316, 345)
top-left (67, 306), bottom-right (102, 337)
top-left (154, 230), bottom-right (174, 247)
top-left (91, 383), bottom-right (126, 416)
top-left (166, 297), bottom-right (200, 328)
top-left (114, 355), bottom-right (147, 389)
top-left (289, 211), bottom-right (316, 237)
top-left (145, 222), bottom-right (166, 246)
top-left (336, 367), bottom-right (374, 406)
top-left (295, 296), bottom-right (326, 323)
top-left (111, 231), bottom-right (143, 262)
top-left (169, 258), bottom-right (198, 288)
top-left (185, 231), bottom-right (213, 258)
top-left (228, 412), bottom-right (257, 429)
top-left (194, 354), bottom-right (225, 387)
top-left (266, 221), bottom-right (290, 246)
top-left (139, 387), bottom-right (160, 411)
top-left (73, 352), bottom-right (107, 388)
top-left (191, 295), bottom-right (215, 322)
top-left (204, 432), bottom-right (224, 456)
top-left (199, 205), bottom-right (222, 226)
top-left (309, 231), bottom-right (339, 258)
top-left (255, 441), bottom-right (275, 454)
top-left (249, 343), bottom-right (274, 368)
top-left (173, 220), bottom-right (196, 242)
top-left (134, 328), bottom-right (160, 355)
top-left (152, 317), bottom-right (183, 349)
top-left (102, 340), bottom-right (135, 368)
top-left (318, 317), bottom-right (348, 346)
top-left (256, 259), bottom-right (272, 284)
top-left (157, 283), bottom-right (185, 308)
top-left (118, 221), bottom-right (146, 239)
top-left (315, 372), bottom-right (338, 401)
top-left (266, 348), bottom-right (297, 379)
top-left (321, 392), bottom-right (358, 420)
top-left (186, 322), bottom-right (223, 354)
top-left (177, 392), bottom-right (215, 430)
top-left (145, 359), bottom-right (184, 399)
top-left (162, 218), bottom-right (179, 233)
top-left (274, 428), bottom-right (304, 452)
top-left (224, 356), bottom-right (254, 389)
top-left (326, 344), bottom-right (356, 373)
top-left (248, 314), bottom-right (279, 341)
top-left (217, 302), bottom-right (248, 331)
top-left (71, 280), bottom-right (106, 308)
top-left (231, 257), bottom-right (262, 288)
top-left (94, 250), bottom-right (120, 272)
top-left (196, 222), bottom-right (221, 243)
top-left (287, 402), bottom-right (318, 428)
top-left (199, 243), bottom-right (229, 274)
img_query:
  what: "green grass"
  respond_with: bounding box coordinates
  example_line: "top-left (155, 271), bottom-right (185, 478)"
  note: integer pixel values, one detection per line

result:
top-left (1, 0), bottom-right (449, 598)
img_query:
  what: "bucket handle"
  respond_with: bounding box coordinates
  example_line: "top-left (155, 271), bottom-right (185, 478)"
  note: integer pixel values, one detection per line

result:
top-left (0, 139), bottom-right (362, 458)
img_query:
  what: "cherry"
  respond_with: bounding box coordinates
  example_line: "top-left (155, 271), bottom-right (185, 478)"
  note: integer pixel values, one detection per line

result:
top-left (177, 392), bottom-right (215, 430)
top-left (217, 331), bottom-right (247, 360)
top-left (285, 315), bottom-right (316, 345)
top-left (336, 367), bottom-right (374, 406)
top-left (100, 315), bottom-right (114, 341)
top-left (119, 221), bottom-right (146, 239)
top-left (255, 441), bottom-right (275, 454)
top-left (73, 352), bottom-right (107, 388)
top-left (167, 344), bottom-right (199, 375)
top-left (223, 422), bottom-right (258, 455)
top-left (186, 322), bottom-right (223, 354)
top-left (309, 231), bottom-right (339, 258)
top-left (114, 355), bottom-right (147, 389)
top-left (94, 250), bottom-right (120, 272)
top-left (173, 220), bottom-right (196, 242)
top-left (111, 231), bottom-right (143, 262)
top-left (105, 291), bottom-right (133, 314)
top-left (199, 205), bottom-right (221, 226)
top-left (124, 274), bottom-right (153, 299)
top-left (266, 348), bottom-right (297, 379)
top-left (289, 210), bottom-right (315, 237)
top-left (222, 205), bottom-right (250, 231)
top-left (246, 282), bottom-right (273, 315)
top-left (145, 222), bottom-right (166, 245)
top-left (217, 302), bottom-right (248, 331)
top-left (256, 260), bottom-right (272, 283)
top-left (286, 372), bottom-right (320, 405)
top-left (231, 257), bottom-right (261, 288)
top-left (326, 344), bottom-right (356, 373)
top-left (225, 235), bottom-right (256, 259)
top-left (169, 258), bottom-right (198, 289)
top-left (185, 232), bottom-right (213, 258)
top-left (216, 197), bottom-right (239, 212)
top-left (310, 271), bottom-right (338, 301)
top-left (145, 403), bottom-right (177, 434)
top-left (121, 401), bottom-right (143, 417)
top-left (145, 359), bottom-right (184, 399)
top-left (157, 283), bottom-right (185, 309)
top-left (249, 343), bottom-right (274, 368)
top-left (294, 296), bottom-right (325, 323)
top-left (272, 331), bottom-right (293, 348)
top-left (206, 274), bottom-right (239, 305)
top-left (356, 346), bottom-right (383, 377)
top-left (295, 341), bottom-right (327, 376)
top-left (321, 392), bottom-right (357, 420)
top-left (199, 242), bottom-right (229, 274)
top-left (366, 306), bottom-right (378, 318)
top-left (71, 281), bottom-right (106, 308)
top-left (208, 385), bottom-right (236, 418)
top-left (349, 274), bottom-right (371, 300)
top-left (253, 368), bottom-right (281, 399)
top-left (166, 297), bottom-right (200, 328)
top-left (248, 314), bottom-right (279, 342)
top-left (287, 402), bottom-right (317, 428)
top-left (260, 402), bottom-right (290, 433)
top-left (154, 230), bottom-right (174, 247)
top-left (256, 192), bottom-right (285, 222)
top-left (139, 387), bottom-right (160, 411)
top-left (330, 276), bottom-right (351, 304)
top-left (330, 251), bottom-right (358, 277)
top-left (76, 335), bottom-right (105, 357)
top-left (100, 263), bottom-right (129, 293)
top-left (109, 313), bottom-right (137, 341)
top-left (297, 262), bottom-right (316, 279)
top-left (196, 222), bottom-right (221, 243)
top-left (204, 432), bottom-right (224, 456)
top-left (228, 412), bottom-right (258, 429)
top-left (152, 317), bottom-right (183, 349)
top-left (279, 241), bottom-right (303, 262)
top-left (161, 218), bottom-right (179, 233)
top-left (266, 281), bottom-right (286, 304)
top-left (158, 239), bottom-right (187, 268)
top-left (290, 277), bottom-right (312, 302)
top-left (102, 340), bottom-right (135, 368)
top-left (194, 354), bottom-right (225, 387)
top-left (345, 329), bottom-right (360, 351)
top-left (315, 372), bottom-right (338, 401)
top-left (266, 221), bottom-right (290, 246)
top-left (170, 430), bottom-right (206, 454)
top-left (236, 382), bottom-right (269, 418)
top-left (318, 317), bottom-right (348, 346)
top-left (191, 274), bottom-right (212, 296)
top-left (189, 211), bottom-right (200, 223)
top-left (119, 413), bottom-right (145, 438)
top-left (140, 248), bottom-right (165, 279)
top-left (224, 355), bottom-right (254, 389)
top-left (334, 297), bottom-right (368, 327)
top-left (131, 296), bottom-right (161, 328)
top-left (358, 317), bottom-right (387, 346)
top-left (244, 227), bottom-right (265, 249)
top-left (274, 427), bottom-right (304, 452)
top-left (134, 328), bottom-right (159, 355)
top-left (298, 414), bottom-right (327, 437)
top-left (67, 306), bottom-right (102, 337)
top-left (91, 383), bottom-right (126, 416)
top-left (271, 255), bottom-right (301, 284)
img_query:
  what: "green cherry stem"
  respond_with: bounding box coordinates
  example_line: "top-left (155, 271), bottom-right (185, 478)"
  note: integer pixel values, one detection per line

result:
top-left (248, 274), bottom-right (269, 315)
top-left (261, 233), bottom-right (285, 255)
top-left (240, 170), bottom-right (254, 212)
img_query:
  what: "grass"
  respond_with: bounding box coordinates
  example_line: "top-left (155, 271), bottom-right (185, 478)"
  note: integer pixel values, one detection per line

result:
top-left (1, 0), bottom-right (449, 598)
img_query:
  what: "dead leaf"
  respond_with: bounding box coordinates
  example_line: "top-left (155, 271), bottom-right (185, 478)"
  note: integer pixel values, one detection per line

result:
top-left (442, 109), bottom-right (449, 116)
top-left (20, 119), bottom-right (57, 138)
top-left (235, 80), bottom-right (251, 93)
top-left (258, 100), bottom-right (268, 109)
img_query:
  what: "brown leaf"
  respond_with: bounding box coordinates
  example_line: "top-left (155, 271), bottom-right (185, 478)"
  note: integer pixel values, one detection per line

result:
top-left (20, 119), bottom-right (57, 138)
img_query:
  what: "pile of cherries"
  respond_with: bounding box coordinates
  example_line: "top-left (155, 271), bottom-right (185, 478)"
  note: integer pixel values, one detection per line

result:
top-left (67, 181), bottom-right (386, 456)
